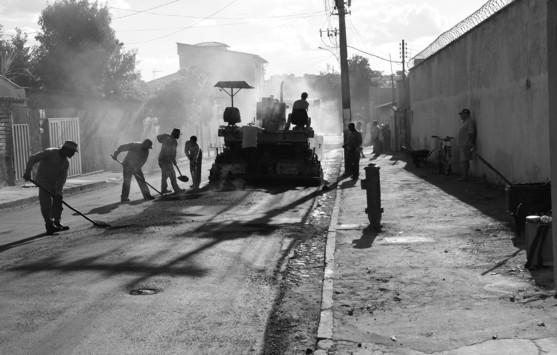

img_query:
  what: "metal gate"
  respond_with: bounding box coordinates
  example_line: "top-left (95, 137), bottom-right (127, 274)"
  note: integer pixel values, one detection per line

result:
top-left (48, 117), bottom-right (82, 177)
top-left (11, 123), bottom-right (31, 181)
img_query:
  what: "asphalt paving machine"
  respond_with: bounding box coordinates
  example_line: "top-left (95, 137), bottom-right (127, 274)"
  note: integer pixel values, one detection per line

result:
top-left (209, 81), bottom-right (322, 186)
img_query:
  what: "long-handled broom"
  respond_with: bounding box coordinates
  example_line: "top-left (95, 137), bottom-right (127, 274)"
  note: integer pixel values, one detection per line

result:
top-left (111, 156), bottom-right (163, 195)
top-left (29, 179), bottom-right (111, 228)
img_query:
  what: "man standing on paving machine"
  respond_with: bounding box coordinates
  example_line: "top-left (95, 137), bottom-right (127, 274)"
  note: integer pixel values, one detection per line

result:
top-left (157, 128), bottom-right (184, 194)
top-left (289, 92), bottom-right (310, 129)
top-left (241, 122), bottom-right (264, 174)
top-left (23, 141), bottom-right (78, 234)
top-left (185, 136), bottom-right (202, 190)
top-left (111, 139), bottom-right (154, 203)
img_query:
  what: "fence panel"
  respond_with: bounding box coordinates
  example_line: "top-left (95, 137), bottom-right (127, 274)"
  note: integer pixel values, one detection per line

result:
top-left (11, 123), bottom-right (30, 181)
top-left (48, 117), bottom-right (82, 177)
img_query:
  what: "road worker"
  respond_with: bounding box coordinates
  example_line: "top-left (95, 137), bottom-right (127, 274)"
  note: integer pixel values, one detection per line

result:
top-left (456, 108), bottom-right (477, 181)
top-left (111, 139), bottom-right (154, 203)
top-left (184, 136), bottom-right (202, 190)
top-left (344, 123), bottom-right (363, 180)
top-left (241, 122), bottom-right (264, 174)
top-left (23, 141), bottom-right (78, 234)
top-left (157, 128), bottom-right (183, 194)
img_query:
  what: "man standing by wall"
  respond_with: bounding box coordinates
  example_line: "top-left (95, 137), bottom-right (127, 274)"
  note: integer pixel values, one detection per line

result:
top-left (111, 139), bottom-right (154, 203)
top-left (23, 141), bottom-right (78, 234)
top-left (371, 120), bottom-right (381, 157)
top-left (456, 108), bottom-right (477, 181)
top-left (185, 136), bottom-right (202, 190)
top-left (157, 128), bottom-right (183, 194)
top-left (356, 121), bottom-right (365, 158)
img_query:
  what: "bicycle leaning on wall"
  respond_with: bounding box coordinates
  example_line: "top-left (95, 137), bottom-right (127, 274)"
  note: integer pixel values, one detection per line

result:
top-left (431, 135), bottom-right (454, 175)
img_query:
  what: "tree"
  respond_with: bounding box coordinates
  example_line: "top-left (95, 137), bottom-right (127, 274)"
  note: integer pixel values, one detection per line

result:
top-left (144, 69), bottom-right (214, 132)
top-left (34, 0), bottom-right (139, 98)
top-left (348, 55), bottom-right (383, 97)
top-left (0, 27), bottom-right (35, 87)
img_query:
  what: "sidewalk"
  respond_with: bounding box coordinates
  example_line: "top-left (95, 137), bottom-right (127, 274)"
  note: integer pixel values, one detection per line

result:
top-left (0, 156), bottom-right (212, 210)
top-left (0, 171), bottom-right (122, 210)
top-left (318, 147), bottom-right (557, 354)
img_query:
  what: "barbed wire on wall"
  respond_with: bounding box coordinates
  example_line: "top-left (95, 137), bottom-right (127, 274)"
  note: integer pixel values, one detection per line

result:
top-left (411, 0), bottom-right (517, 65)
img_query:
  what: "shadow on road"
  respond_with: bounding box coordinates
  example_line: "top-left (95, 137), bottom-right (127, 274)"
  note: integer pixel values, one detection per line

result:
top-left (0, 232), bottom-right (54, 253)
top-left (7, 177), bottom-right (341, 291)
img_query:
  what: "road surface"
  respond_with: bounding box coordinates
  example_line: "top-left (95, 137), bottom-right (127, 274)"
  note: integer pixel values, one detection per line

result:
top-left (0, 149), bottom-right (341, 354)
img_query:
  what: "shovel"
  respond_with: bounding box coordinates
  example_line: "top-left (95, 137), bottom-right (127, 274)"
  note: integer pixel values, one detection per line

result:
top-left (29, 179), bottom-right (111, 228)
top-left (174, 162), bottom-right (189, 182)
top-left (111, 156), bottom-right (163, 195)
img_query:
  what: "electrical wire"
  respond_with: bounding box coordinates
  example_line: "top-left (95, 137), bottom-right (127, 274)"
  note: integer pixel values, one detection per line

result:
top-left (128, 0), bottom-right (242, 45)
top-left (117, 12), bottom-right (325, 32)
top-left (111, 6), bottom-right (324, 21)
top-left (347, 45), bottom-right (402, 65)
top-left (115, 0), bottom-right (181, 20)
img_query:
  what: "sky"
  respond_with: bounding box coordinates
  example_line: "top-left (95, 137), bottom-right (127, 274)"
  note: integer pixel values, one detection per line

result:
top-left (0, 0), bottom-right (489, 82)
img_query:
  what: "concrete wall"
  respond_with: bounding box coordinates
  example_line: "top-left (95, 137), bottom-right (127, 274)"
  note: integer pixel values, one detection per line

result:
top-left (409, 0), bottom-right (549, 183)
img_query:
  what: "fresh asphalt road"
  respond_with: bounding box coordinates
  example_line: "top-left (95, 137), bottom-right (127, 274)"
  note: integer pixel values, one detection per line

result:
top-left (0, 152), bottom-right (336, 354)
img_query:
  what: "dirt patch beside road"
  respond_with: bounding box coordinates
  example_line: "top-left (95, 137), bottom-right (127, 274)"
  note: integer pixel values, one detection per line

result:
top-left (263, 149), bottom-right (343, 354)
top-left (332, 153), bottom-right (557, 354)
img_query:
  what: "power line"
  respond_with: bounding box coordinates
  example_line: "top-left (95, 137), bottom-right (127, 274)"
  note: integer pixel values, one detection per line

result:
top-left (111, 6), bottom-right (323, 20)
top-left (115, 0), bottom-right (181, 20)
top-left (117, 12), bottom-right (325, 32)
top-left (347, 45), bottom-right (402, 65)
top-left (128, 0), bottom-right (241, 45)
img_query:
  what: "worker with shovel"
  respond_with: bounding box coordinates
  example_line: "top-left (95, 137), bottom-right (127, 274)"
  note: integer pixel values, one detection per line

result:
top-left (157, 128), bottom-right (184, 194)
top-left (23, 141), bottom-right (78, 235)
top-left (185, 136), bottom-right (202, 190)
top-left (111, 139), bottom-right (154, 203)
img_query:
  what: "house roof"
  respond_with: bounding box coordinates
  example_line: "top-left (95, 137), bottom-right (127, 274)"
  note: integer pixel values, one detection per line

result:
top-left (0, 75), bottom-right (25, 101)
top-left (177, 42), bottom-right (268, 64)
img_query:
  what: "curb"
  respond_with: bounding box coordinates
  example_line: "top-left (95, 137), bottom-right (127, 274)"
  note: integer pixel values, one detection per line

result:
top-left (0, 180), bottom-right (116, 211)
top-left (316, 175), bottom-right (342, 354)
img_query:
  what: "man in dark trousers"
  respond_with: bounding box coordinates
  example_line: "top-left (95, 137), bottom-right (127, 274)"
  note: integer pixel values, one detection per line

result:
top-left (184, 136), bottom-right (202, 190)
top-left (344, 122), bottom-right (363, 180)
top-left (23, 141), bottom-right (78, 234)
top-left (157, 128), bottom-right (183, 194)
top-left (111, 139), bottom-right (154, 203)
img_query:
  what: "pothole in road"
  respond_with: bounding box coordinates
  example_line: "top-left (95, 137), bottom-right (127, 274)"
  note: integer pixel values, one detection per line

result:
top-left (129, 288), bottom-right (160, 296)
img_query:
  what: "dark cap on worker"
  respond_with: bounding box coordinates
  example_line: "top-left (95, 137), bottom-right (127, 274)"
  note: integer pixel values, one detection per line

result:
top-left (62, 140), bottom-right (78, 152)
top-left (142, 139), bottom-right (153, 149)
top-left (171, 128), bottom-right (181, 137)
top-left (458, 108), bottom-right (471, 116)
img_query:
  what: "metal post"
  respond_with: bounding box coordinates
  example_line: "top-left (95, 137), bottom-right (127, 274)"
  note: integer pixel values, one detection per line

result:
top-left (546, 0), bottom-right (557, 291)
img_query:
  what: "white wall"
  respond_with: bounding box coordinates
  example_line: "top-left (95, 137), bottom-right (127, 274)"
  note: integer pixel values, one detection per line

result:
top-left (409, 0), bottom-right (550, 183)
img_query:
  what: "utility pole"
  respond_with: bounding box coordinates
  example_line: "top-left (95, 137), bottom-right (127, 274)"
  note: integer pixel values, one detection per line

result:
top-left (399, 39), bottom-right (407, 78)
top-left (334, 0), bottom-right (351, 127)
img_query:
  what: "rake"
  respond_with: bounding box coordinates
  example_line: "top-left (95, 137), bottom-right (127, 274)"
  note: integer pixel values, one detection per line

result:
top-left (29, 179), bottom-right (111, 228)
